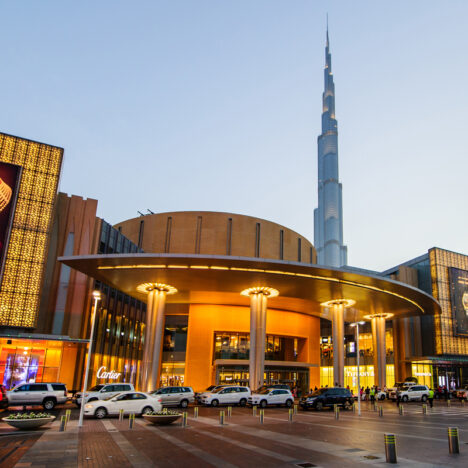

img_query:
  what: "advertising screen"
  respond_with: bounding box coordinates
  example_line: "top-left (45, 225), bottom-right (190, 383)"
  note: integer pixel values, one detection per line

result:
top-left (448, 267), bottom-right (468, 336)
top-left (0, 161), bottom-right (21, 279)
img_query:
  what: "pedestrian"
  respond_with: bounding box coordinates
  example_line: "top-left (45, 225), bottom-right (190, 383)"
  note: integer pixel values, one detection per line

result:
top-left (443, 386), bottom-right (448, 400)
top-left (370, 386), bottom-right (376, 403)
top-left (365, 386), bottom-right (370, 401)
top-left (360, 387), bottom-right (364, 401)
top-left (428, 388), bottom-right (434, 408)
top-left (314, 386), bottom-right (318, 391)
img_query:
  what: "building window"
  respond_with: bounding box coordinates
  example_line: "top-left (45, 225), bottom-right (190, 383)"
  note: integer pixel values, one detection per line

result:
top-left (255, 223), bottom-right (260, 257)
top-left (279, 230), bottom-right (284, 260)
top-left (298, 238), bottom-right (302, 262)
top-left (165, 217), bottom-right (172, 253)
top-left (138, 220), bottom-right (144, 248)
top-left (226, 218), bottom-right (232, 255)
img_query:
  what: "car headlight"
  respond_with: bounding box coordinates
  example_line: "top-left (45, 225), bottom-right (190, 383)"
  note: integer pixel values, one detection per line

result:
top-left (85, 404), bottom-right (94, 409)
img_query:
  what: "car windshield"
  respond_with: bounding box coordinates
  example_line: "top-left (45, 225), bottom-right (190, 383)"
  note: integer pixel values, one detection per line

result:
top-left (258, 388), bottom-right (271, 395)
top-left (307, 389), bottom-right (328, 397)
top-left (88, 385), bottom-right (104, 392)
top-left (206, 386), bottom-right (215, 391)
top-left (212, 387), bottom-right (227, 393)
top-left (104, 392), bottom-right (122, 401)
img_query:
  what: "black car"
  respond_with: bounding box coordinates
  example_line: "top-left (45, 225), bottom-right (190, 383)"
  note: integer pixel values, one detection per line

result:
top-left (300, 387), bottom-right (353, 411)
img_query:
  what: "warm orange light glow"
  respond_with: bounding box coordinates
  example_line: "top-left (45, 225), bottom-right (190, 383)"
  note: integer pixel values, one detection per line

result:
top-left (136, 283), bottom-right (177, 295)
top-left (240, 287), bottom-right (279, 298)
top-left (363, 313), bottom-right (394, 320)
top-left (320, 299), bottom-right (356, 308)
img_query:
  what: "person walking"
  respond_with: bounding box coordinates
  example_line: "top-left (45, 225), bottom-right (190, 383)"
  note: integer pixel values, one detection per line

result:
top-left (370, 386), bottom-right (376, 404)
top-left (365, 386), bottom-right (370, 401)
top-left (428, 388), bottom-right (434, 408)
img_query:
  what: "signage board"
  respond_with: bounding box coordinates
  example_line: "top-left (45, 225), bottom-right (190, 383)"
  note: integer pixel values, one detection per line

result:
top-left (448, 267), bottom-right (468, 336)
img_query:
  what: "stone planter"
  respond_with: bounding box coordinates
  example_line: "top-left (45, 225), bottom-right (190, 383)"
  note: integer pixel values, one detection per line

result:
top-left (142, 414), bottom-right (182, 425)
top-left (2, 416), bottom-right (56, 429)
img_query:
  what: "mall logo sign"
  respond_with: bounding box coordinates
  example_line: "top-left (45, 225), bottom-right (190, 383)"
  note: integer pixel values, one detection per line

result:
top-left (96, 366), bottom-right (121, 380)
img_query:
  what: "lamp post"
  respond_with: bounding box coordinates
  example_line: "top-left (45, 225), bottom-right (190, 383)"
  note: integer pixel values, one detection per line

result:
top-left (78, 290), bottom-right (101, 428)
top-left (350, 321), bottom-right (365, 416)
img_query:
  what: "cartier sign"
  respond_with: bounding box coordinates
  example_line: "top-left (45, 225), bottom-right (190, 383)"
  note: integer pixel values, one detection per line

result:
top-left (97, 366), bottom-right (121, 380)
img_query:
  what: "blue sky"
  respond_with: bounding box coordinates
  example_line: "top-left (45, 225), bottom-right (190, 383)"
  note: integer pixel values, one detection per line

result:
top-left (1, 1), bottom-right (467, 271)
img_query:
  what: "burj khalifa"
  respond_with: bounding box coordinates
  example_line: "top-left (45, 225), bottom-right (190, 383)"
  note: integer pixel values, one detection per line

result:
top-left (313, 28), bottom-right (347, 267)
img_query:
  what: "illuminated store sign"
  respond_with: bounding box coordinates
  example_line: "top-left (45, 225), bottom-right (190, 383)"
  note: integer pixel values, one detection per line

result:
top-left (414, 372), bottom-right (431, 377)
top-left (448, 267), bottom-right (468, 336)
top-left (0, 162), bottom-right (21, 282)
top-left (96, 366), bottom-right (121, 380)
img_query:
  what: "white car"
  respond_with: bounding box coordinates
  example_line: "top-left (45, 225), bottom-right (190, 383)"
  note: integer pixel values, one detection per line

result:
top-left (389, 382), bottom-right (417, 400)
top-left (397, 385), bottom-right (429, 402)
top-left (75, 383), bottom-right (134, 406)
top-left (200, 385), bottom-right (250, 407)
top-left (195, 385), bottom-right (227, 402)
top-left (248, 388), bottom-right (294, 408)
top-left (83, 391), bottom-right (162, 419)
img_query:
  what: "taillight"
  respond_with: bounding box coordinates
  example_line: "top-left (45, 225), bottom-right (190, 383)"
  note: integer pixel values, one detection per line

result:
top-left (158, 398), bottom-right (162, 403)
top-left (0, 392), bottom-right (3, 401)
top-left (64, 390), bottom-right (67, 397)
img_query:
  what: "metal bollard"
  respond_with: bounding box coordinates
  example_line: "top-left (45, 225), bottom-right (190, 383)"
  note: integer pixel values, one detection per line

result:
top-left (194, 406), bottom-right (199, 418)
top-left (398, 404), bottom-right (403, 415)
top-left (252, 405), bottom-right (257, 417)
top-left (334, 404), bottom-right (339, 420)
top-left (384, 433), bottom-right (397, 463)
top-left (422, 404), bottom-right (427, 415)
top-left (259, 409), bottom-right (264, 424)
top-left (352, 401), bottom-right (356, 413)
top-left (59, 415), bottom-right (67, 432)
top-left (288, 408), bottom-right (293, 422)
top-left (219, 410), bottom-right (225, 425)
top-left (129, 413), bottom-right (135, 429)
top-left (462, 399), bottom-right (465, 407)
top-left (448, 427), bottom-right (460, 454)
top-left (379, 405), bottom-right (383, 417)
top-left (65, 409), bottom-right (71, 422)
top-left (293, 404), bottom-right (298, 415)
top-left (227, 406), bottom-right (232, 418)
top-left (119, 409), bottom-right (124, 421)
top-left (182, 412), bottom-right (188, 427)
top-left (373, 402), bottom-right (377, 412)
top-left (447, 399), bottom-right (451, 408)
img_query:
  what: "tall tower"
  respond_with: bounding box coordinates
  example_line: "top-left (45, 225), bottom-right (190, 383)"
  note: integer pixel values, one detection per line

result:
top-left (313, 28), bottom-right (347, 267)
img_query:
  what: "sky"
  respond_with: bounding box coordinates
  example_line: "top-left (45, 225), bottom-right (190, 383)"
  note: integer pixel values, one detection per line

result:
top-left (1, 0), bottom-right (467, 271)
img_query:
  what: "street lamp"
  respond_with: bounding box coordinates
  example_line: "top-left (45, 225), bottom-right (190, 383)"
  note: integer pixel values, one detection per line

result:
top-left (350, 321), bottom-right (365, 416)
top-left (78, 290), bottom-right (101, 428)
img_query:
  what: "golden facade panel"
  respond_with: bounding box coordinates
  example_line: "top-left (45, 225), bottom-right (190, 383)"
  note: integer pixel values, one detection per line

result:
top-left (0, 133), bottom-right (63, 327)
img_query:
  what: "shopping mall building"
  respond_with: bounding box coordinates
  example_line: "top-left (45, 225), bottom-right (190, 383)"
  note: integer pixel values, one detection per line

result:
top-left (0, 131), bottom-right (467, 394)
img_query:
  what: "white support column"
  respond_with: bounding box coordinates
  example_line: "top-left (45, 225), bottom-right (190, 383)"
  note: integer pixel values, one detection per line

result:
top-left (137, 283), bottom-right (177, 392)
top-left (368, 313), bottom-right (393, 390)
top-left (241, 287), bottom-right (279, 391)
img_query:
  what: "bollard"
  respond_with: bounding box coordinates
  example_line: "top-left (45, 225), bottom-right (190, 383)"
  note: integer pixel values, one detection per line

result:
top-left (447, 399), bottom-right (451, 408)
top-left (227, 406), bottom-right (232, 418)
top-left (59, 415), bottom-right (67, 432)
top-left (288, 408), bottom-right (293, 422)
top-left (293, 404), bottom-right (298, 415)
top-left (384, 433), bottom-right (397, 463)
top-left (398, 404), bottom-right (404, 415)
top-left (422, 404), bottom-right (427, 415)
top-left (182, 411), bottom-right (188, 427)
top-left (373, 402), bottom-right (377, 412)
top-left (194, 406), bottom-right (199, 418)
top-left (252, 405), bottom-right (257, 417)
top-left (352, 401), bottom-right (356, 413)
top-left (119, 409), bottom-right (124, 421)
top-left (462, 399), bottom-right (465, 407)
top-left (219, 410), bottom-right (225, 426)
top-left (259, 409), bottom-right (264, 424)
top-left (129, 413), bottom-right (135, 429)
top-left (334, 404), bottom-right (339, 420)
top-left (379, 405), bottom-right (383, 417)
top-left (447, 427), bottom-right (460, 454)
top-left (65, 409), bottom-right (71, 423)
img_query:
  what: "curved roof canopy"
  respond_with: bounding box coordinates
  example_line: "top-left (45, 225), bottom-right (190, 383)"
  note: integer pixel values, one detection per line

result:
top-left (60, 254), bottom-right (441, 322)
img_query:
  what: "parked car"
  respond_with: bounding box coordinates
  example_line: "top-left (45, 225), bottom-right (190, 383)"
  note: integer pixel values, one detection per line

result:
top-left (0, 385), bottom-right (8, 409)
top-left (151, 386), bottom-right (194, 408)
top-left (248, 388), bottom-right (294, 408)
top-left (84, 391), bottom-right (162, 419)
top-left (254, 384), bottom-right (291, 393)
top-left (300, 387), bottom-right (353, 411)
top-left (388, 382), bottom-right (417, 400)
top-left (456, 386), bottom-right (468, 401)
top-left (195, 385), bottom-right (227, 402)
top-left (200, 385), bottom-right (251, 407)
top-left (397, 385), bottom-right (429, 402)
top-left (74, 383), bottom-right (134, 406)
top-left (7, 382), bottom-right (68, 410)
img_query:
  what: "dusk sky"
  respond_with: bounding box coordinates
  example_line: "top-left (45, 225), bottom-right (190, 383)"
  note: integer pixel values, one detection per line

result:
top-left (1, 1), bottom-right (467, 271)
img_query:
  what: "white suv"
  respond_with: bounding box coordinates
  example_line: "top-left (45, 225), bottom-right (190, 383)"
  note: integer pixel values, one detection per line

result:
top-left (7, 382), bottom-right (68, 410)
top-left (200, 385), bottom-right (250, 407)
top-left (248, 388), bottom-right (294, 408)
top-left (397, 385), bottom-right (429, 402)
top-left (389, 382), bottom-right (417, 400)
top-left (75, 383), bottom-right (134, 406)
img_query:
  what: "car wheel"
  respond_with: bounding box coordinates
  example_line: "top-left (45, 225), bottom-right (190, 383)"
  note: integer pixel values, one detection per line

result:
top-left (141, 406), bottom-right (153, 416)
top-left (260, 400), bottom-right (267, 408)
top-left (211, 399), bottom-right (219, 407)
top-left (402, 395), bottom-right (408, 402)
top-left (239, 398), bottom-right (247, 407)
top-left (343, 400), bottom-right (352, 410)
top-left (421, 395), bottom-right (427, 402)
top-left (285, 399), bottom-right (293, 408)
top-left (315, 401), bottom-right (323, 411)
top-left (180, 399), bottom-right (188, 408)
top-left (95, 407), bottom-right (108, 419)
top-left (43, 398), bottom-right (56, 410)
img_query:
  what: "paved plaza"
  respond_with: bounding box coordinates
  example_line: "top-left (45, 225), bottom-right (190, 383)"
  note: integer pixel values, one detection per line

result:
top-left (0, 400), bottom-right (467, 467)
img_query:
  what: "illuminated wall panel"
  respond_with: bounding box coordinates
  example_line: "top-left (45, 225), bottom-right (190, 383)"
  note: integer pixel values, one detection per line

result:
top-left (0, 133), bottom-right (63, 327)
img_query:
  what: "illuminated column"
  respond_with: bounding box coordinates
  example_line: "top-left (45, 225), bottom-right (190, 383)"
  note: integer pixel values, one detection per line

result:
top-left (367, 313), bottom-right (393, 389)
top-left (321, 299), bottom-right (355, 387)
top-left (241, 287), bottom-right (279, 390)
top-left (137, 283), bottom-right (177, 392)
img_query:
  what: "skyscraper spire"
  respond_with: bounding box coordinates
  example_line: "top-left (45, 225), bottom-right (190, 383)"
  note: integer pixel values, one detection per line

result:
top-left (314, 27), bottom-right (347, 267)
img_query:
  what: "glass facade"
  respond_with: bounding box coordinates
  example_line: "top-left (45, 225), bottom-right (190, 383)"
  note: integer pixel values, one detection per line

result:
top-left (161, 315), bottom-right (188, 386)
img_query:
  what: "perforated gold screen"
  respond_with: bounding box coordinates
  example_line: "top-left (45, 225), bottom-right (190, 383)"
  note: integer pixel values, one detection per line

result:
top-left (0, 133), bottom-right (62, 327)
